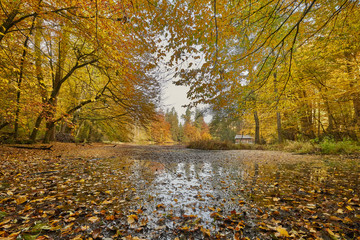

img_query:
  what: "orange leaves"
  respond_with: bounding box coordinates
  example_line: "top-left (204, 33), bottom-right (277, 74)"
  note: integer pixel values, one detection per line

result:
top-left (149, 113), bottom-right (172, 143)
top-left (156, 204), bottom-right (166, 210)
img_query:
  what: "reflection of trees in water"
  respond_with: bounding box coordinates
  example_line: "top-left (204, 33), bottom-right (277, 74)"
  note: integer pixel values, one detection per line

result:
top-left (250, 163), bottom-right (259, 196)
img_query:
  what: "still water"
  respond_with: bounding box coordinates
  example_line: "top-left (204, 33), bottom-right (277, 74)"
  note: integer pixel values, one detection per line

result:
top-left (88, 146), bottom-right (359, 239)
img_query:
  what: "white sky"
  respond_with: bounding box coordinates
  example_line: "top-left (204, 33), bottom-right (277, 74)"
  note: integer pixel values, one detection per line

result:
top-left (162, 80), bottom-right (189, 121)
top-left (162, 80), bottom-right (212, 123)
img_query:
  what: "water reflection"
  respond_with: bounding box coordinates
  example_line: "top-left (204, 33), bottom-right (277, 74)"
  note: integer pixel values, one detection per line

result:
top-left (98, 147), bottom-right (359, 239)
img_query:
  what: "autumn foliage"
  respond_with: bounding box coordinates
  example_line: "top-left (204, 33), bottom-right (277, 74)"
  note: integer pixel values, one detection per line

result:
top-left (0, 0), bottom-right (160, 143)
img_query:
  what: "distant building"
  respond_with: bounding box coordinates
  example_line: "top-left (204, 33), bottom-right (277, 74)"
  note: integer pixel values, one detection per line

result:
top-left (235, 134), bottom-right (254, 144)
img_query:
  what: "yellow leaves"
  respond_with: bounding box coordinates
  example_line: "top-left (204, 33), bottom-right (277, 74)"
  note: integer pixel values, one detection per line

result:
top-left (15, 195), bottom-right (27, 205)
top-left (272, 197), bottom-right (280, 202)
top-left (200, 227), bottom-right (211, 237)
top-left (210, 212), bottom-right (223, 219)
top-left (71, 235), bottom-right (83, 240)
top-left (345, 206), bottom-right (354, 211)
top-left (235, 221), bottom-right (245, 231)
top-left (326, 228), bottom-right (340, 240)
top-left (101, 199), bottom-right (113, 204)
top-left (88, 216), bottom-right (99, 223)
top-left (276, 226), bottom-right (290, 237)
top-left (121, 235), bottom-right (148, 240)
top-left (0, 231), bottom-right (20, 240)
top-left (127, 214), bottom-right (138, 224)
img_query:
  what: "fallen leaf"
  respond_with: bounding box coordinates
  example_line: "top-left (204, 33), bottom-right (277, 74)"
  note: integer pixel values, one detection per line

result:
top-left (346, 206), bottom-right (354, 211)
top-left (91, 228), bottom-right (101, 239)
top-left (326, 228), bottom-right (340, 239)
top-left (200, 227), bottom-right (211, 237)
top-left (336, 208), bottom-right (343, 214)
top-left (329, 216), bottom-right (342, 221)
top-left (156, 204), bottom-right (165, 209)
top-left (71, 235), bottom-right (83, 240)
top-left (16, 195), bottom-right (27, 205)
top-left (343, 217), bottom-right (352, 223)
top-left (127, 214), bottom-right (138, 224)
top-left (140, 218), bottom-right (148, 227)
top-left (88, 216), bottom-right (99, 223)
top-left (276, 226), bottom-right (290, 237)
top-left (102, 199), bottom-right (113, 204)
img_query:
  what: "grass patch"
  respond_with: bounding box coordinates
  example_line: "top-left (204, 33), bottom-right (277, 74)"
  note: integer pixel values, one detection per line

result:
top-left (270, 138), bottom-right (360, 155)
top-left (188, 139), bottom-right (360, 155)
top-left (319, 138), bottom-right (360, 154)
top-left (187, 140), bottom-right (264, 150)
top-left (282, 141), bottom-right (318, 154)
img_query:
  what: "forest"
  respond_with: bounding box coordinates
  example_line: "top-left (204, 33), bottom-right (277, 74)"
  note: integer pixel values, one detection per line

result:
top-left (1, 1), bottom-right (360, 239)
top-left (0, 0), bottom-right (360, 146)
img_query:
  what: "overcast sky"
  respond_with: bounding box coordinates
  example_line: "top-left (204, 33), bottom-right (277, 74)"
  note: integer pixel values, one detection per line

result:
top-left (162, 80), bottom-right (212, 123)
top-left (162, 80), bottom-right (189, 119)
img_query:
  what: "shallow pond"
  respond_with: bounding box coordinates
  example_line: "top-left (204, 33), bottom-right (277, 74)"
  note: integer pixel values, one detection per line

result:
top-left (91, 146), bottom-right (360, 239)
top-left (2, 145), bottom-right (358, 239)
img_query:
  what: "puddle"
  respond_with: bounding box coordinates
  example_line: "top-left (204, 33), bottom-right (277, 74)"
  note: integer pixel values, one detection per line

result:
top-left (91, 146), bottom-right (360, 239)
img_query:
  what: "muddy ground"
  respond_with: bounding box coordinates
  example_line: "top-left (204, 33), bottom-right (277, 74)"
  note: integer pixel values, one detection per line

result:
top-left (0, 143), bottom-right (359, 239)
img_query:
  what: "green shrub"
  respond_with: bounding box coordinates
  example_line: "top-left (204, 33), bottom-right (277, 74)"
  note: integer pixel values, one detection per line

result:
top-left (320, 138), bottom-right (360, 154)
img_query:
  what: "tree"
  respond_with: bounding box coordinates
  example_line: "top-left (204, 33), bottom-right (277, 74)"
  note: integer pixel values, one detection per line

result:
top-left (165, 107), bottom-right (181, 142)
top-left (161, 0), bottom-right (360, 142)
top-left (0, 0), bottom-right (162, 143)
top-left (149, 113), bottom-right (171, 143)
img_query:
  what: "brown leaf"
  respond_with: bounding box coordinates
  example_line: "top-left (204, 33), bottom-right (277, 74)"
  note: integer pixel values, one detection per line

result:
top-left (140, 217), bottom-right (148, 227)
top-left (91, 228), bottom-right (101, 239)
top-left (329, 216), bottom-right (342, 221)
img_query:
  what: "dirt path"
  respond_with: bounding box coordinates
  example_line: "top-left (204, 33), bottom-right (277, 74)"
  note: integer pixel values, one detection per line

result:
top-left (0, 143), bottom-right (359, 239)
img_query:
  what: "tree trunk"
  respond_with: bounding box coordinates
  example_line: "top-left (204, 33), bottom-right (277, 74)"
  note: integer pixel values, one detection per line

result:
top-left (254, 111), bottom-right (260, 144)
top-left (14, 17), bottom-right (36, 139)
top-left (276, 112), bottom-right (282, 143)
top-left (30, 115), bottom-right (43, 142)
top-left (0, 2), bottom-right (20, 43)
top-left (273, 72), bottom-right (283, 143)
top-left (43, 121), bottom-right (55, 143)
top-left (345, 52), bottom-right (360, 138)
top-left (299, 90), bottom-right (315, 139)
top-left (30, 10), bottom-right (46, 143)
top-left (0, 122), bottom-right (9, 130)
top-left (43, 28), bottom-right (69, 143)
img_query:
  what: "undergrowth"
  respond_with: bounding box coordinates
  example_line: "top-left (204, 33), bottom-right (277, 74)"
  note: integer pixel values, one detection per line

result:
top-left (275, 138), bottom-right (360, 155)
top-left (187, 140), bottom-right (264, 150)
top-left (187, 138), bottom-right (360, 155)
